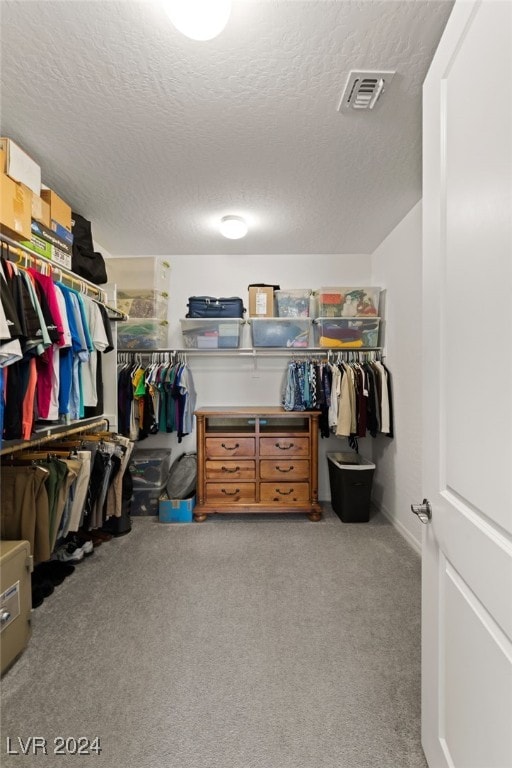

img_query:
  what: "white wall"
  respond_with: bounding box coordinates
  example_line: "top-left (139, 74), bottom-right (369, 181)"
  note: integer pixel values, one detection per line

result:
top-left (109, 252), bottom-right (373, 499)
top-left (370, 201), bottom-right (423, 551)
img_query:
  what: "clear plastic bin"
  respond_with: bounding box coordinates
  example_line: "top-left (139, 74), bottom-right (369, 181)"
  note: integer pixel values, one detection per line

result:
top-left (315, 317), bottom-right (380, 348)
top-left (116, 289), bottom-right (168, 319)
top-left (317, 287), bottom-right (380, 318)
top-left (117, 318), bottom-right (169, 349)
top-left (129, 449), bottom-right (172, 489)
top-left (275, 289), bottom-right (312, 318)
top-left (180, 319), bottom-right (244, 349)
top-left (251, 318), bottom-right (311, 347)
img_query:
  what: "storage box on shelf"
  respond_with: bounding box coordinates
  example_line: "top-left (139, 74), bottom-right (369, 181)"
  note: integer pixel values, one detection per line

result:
top-left (0, 137), bottom-right (41, 195)
top-left (0, 172), bottom-right (32, 239)
top-left (117, 318), bottom-right (169, 350)
top-left (19, 220), bottom-right (72, 269)
top-left (314, 317), bottom-right (380, 348)
top-left (250, 318), bottom-right (312, 347)
top-left (180, 318), bottom-right (244, 349)
top-left (109, 257), bottom-right (171, 348)
top-left (31, 193), bottom-right (50, 228)
top-left (275, 289), bottom-right (312, 318)
top-left (317, 287), bottom-right (380, 318)
top-left (116, 289), bottom-right (168, 320)
top-left (248, 286), bottom-right (275, 317)
top-left (40, 186), bottom-right (72, 232)
top-left (108, 256), bottom-right (170, 293)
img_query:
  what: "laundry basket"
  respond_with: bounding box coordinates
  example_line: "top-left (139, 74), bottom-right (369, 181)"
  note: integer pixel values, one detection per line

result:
top-left (327, 452), bottom-right (375, 523)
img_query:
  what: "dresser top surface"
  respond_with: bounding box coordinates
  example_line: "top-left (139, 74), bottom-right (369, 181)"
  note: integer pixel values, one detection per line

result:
top-left (194, 406), bottom-right (317, 417)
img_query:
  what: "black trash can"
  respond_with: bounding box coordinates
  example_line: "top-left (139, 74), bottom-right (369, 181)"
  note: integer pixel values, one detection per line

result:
top-left (327, 452), bottom-right (375, 523)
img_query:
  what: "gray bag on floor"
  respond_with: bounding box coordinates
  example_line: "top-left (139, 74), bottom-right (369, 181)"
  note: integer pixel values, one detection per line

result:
top-left (166, 453), bottom-right (197, 500)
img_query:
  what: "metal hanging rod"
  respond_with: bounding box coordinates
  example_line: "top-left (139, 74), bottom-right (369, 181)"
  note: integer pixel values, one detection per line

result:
top-left (117, 347), bottom-right (382, 357)
top-left (0, 417), bottom-right (109, 456)
top-left (0, 232), bottom-right (126, 321)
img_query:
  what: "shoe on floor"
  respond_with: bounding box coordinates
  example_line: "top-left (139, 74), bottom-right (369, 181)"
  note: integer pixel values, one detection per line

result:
top-left (52, 541), bottom-right (84, 564)
top-left (90, 529), bottom-right (113, 542)
top-left (35, 561), bottom-right (75, 584)
top-left (76, 529), bottom-right (102, 547)
top-left (63, 534), bottom-right (94, 557)
top-left (31, 572), bottom-right (54, 598)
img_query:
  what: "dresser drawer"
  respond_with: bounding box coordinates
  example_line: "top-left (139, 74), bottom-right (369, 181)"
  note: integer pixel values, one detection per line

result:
top-left (206, 483), bottom-right (256, 503)
top-left (259, 437), bottom-right (309, 457)
top-left (259, 459), bottom-right (309, 481)
top-left (260, 482), bottom-right (310, 504)
top-left (205, 437), bottom-right (255, 458)
top-left (206, 460), bottom-right (255, 481)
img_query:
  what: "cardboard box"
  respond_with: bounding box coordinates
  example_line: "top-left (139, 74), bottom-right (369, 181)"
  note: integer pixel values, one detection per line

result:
top-left (40, 187), bottom-right (72, 231)
top-left (19, 220), bottom-right (72, 268)
top-left (50, 220), bottom-right (73, 245)
top-left (248, 286), bottom-right (275, 317)
top-left (0, 173), bottom-right (32, 239)
top-left (159, 495), bottom-right (196, 523)
top-left (0, 138), bottom-right (41, 195)
top-left (30, 192), bottom-right (51, 228)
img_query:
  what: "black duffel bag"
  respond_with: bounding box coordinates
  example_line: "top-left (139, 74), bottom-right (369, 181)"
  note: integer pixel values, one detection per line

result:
top-left (71, 212), bottom-right (108, 285)
top-left (186, 296), bottom-right (245, 318)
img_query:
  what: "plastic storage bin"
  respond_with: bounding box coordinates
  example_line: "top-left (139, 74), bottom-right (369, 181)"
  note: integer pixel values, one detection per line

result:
top-left (129, 449), bottom-right (172, 489)
top-left (180, 318), bottom-right (244, 349)
top-left (117, 318), bottom-right (169, 349)
top-left (108, 256), bottom-right (170, 292)
top-left (275, 289), bottom-right (312, 318)
top-left (327, 452), bottom-right (375, 522)
top-left (131, 487), bottom-right (162, 516)
top-left (251, 318), bottom-right (311, 347)
top-left (315, 317), bottom-right (380, 348)
top-left (116, 289), bottom-right (169, 319)
top-left (317, 287), bottom-right (380, 318)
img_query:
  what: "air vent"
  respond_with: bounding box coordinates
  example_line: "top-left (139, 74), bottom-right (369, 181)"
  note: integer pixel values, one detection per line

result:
top-left (338, 70), bottom-right (395, 112)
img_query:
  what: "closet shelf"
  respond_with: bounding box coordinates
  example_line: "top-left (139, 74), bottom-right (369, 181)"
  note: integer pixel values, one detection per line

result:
top-left (0, 417), bottom-right (108, 456)
top-left (117, 347), bottom-right (382, 357)
top-left (0, 232), bottom-right (127, 321)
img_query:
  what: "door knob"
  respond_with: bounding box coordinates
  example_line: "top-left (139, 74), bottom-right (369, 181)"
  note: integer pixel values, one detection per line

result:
top-left (411, 498), bottom-right (432, 524)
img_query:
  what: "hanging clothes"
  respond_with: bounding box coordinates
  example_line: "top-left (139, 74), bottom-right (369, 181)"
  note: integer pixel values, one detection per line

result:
top-left (0, 250), bottom-right (114, 443)
top-left (281, 352), bottom-right (393, 443)
top-left (117, 353), bottom-right (197, 443)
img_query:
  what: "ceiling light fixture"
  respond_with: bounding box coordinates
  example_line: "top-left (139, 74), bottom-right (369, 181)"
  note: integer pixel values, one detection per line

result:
top-left (220, 215), bottom-right (248, 239)
top-left (163, 0), bottom-right (232, 42)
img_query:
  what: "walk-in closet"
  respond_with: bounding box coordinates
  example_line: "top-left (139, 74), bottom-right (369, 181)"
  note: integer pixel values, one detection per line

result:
top-left (1, 2), bottom-right (511, 768)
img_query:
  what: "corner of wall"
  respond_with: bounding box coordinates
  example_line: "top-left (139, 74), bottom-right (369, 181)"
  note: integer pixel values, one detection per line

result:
top-left (370, 201), bottom-right (423, 551)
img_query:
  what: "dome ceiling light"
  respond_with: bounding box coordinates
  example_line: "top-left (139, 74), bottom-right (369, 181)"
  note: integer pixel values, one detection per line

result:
top-left (163, 0), bottom-right (232, 42)
top-left (219, 215), bottom-right (248, 239)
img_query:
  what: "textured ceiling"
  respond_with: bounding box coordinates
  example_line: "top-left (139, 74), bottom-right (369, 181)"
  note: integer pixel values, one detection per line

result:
top-left (0, 0), bottom-right (453, 256)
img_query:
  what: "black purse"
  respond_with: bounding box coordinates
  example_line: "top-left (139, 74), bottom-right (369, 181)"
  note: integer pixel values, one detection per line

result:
top-left (71, 212), bottom-right (108, 285)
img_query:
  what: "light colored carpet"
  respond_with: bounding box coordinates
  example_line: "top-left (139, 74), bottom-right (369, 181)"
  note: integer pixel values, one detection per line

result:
top-left (0, 507), bottom-right (427, 768)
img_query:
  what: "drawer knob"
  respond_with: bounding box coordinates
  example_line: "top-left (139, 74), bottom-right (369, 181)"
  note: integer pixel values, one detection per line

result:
top-left (221, 443), bottom-right (240, 451)
top-left (221, 488), bottom-right (240, 496)
top-left (275, 442), bottom-right (294, 450)
top-left (276, 465), bottom-right (294, 473)
top-left (222, 466), bottom-right (240, 473)
top-left (0, 610), bottom-right (11, 624)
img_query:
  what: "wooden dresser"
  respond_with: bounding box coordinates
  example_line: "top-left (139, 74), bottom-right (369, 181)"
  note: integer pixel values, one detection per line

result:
top-left (194, 406), bottom-right (321, 521)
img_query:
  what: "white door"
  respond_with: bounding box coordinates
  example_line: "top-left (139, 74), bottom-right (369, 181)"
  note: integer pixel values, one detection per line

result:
top-left (421, 1), bottom-right (512, 766)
